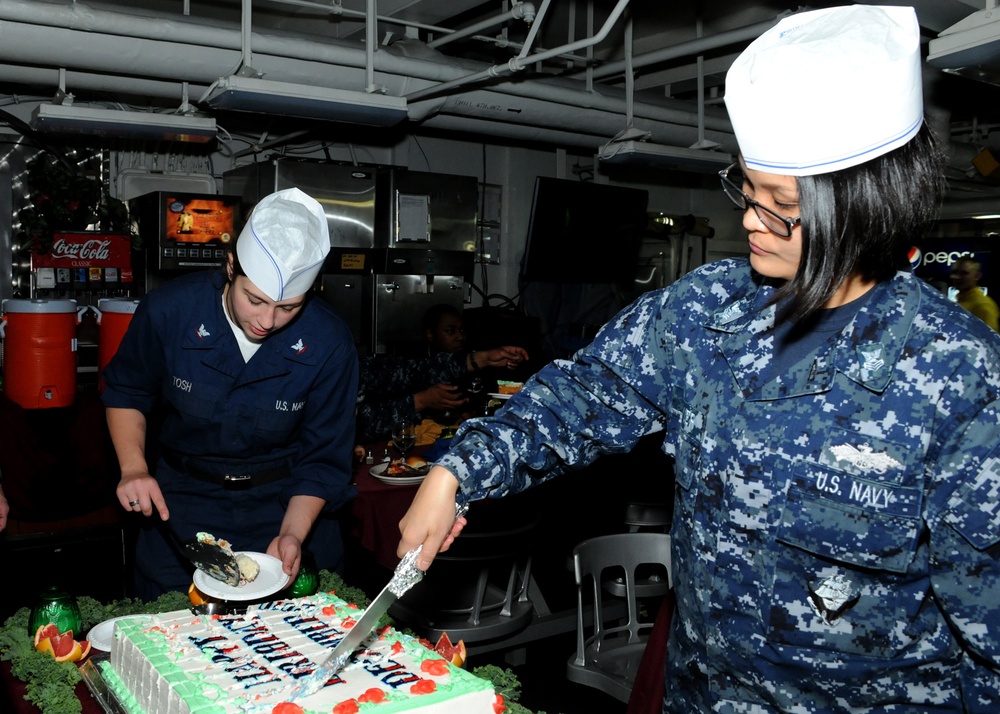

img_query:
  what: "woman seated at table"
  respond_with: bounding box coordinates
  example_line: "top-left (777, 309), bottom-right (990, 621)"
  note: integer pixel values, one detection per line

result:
top-left (356, 304), bottom-right (528, 443)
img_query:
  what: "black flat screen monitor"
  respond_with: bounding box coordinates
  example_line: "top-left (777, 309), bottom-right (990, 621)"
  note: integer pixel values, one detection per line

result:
top-left (520, 177), bottom-right (649, 284)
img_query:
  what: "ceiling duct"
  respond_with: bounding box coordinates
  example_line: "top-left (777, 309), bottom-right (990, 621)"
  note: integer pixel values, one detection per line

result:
top-left (0, 0), bottom-right (738, 152)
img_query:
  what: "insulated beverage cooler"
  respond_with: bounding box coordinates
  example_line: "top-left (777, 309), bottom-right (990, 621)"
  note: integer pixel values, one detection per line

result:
top-left (94, 297), bottom-right (142, 391)
top-left (0, 298), bottom-right (87, 408)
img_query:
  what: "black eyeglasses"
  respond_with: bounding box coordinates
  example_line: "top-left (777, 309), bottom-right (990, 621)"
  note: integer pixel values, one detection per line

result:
top-left (718, 163), bottom-right (802, 238)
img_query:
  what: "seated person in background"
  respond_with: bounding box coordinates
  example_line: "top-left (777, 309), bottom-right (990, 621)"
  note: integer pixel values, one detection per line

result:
top-left (421, 303), bottom-right (467, 355)
top-left (357, 304), bottom-right (528, 443)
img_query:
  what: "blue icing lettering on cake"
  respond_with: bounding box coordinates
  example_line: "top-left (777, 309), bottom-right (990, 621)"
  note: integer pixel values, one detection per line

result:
top-left (98, 591), bottom-right (502, 713)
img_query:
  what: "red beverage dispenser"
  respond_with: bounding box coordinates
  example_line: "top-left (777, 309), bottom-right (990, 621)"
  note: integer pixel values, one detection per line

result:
top-left (94, 298), bottom-right (141, 390)
top-left (0, 299), bottom-right (87, 408)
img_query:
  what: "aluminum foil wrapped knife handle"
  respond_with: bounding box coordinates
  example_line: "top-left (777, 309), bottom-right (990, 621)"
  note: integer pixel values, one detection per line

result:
top-left (292, 502), bottom-right (470, 699)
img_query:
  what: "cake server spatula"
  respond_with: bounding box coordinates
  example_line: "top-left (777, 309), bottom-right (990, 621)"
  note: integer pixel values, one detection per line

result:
top-left (162, 519), bottom-right (242, 587)
top-left (293, 503), bottom-right (470, 698)
top-left (183, 536), bottom-right (241, 587)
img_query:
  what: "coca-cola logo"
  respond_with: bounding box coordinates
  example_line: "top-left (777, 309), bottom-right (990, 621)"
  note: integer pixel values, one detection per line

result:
top-left (50, 238), bottom-right (112, 261)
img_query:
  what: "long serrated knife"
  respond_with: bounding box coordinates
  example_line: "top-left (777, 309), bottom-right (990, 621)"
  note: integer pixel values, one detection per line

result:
top-left (290, 503), bottom-right (469, 701)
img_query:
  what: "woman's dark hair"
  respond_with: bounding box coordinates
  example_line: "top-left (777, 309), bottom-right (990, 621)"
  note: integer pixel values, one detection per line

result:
top-left (775, 121), bottom-right (946, 322)
top-left (422, 303), bottom-right (462, 332)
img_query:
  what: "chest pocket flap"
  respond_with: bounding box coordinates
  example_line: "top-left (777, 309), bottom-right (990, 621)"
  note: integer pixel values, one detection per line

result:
top-left (779, 462), bottom-right (922, 574)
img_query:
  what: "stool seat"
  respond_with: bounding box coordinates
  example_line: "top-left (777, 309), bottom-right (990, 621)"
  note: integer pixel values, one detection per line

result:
top-left (624, 502), bottom-right (671, 532)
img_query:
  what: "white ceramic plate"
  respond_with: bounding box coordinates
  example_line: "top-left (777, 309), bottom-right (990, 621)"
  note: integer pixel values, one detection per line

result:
top-left (369, 462), bottom-right (428, 486)
top-left (193, 551), bottom-right (289, 601)
top-left (87, 615), bottom-right (144, 652)
top-left (486, 392), bottom-right (513, 400)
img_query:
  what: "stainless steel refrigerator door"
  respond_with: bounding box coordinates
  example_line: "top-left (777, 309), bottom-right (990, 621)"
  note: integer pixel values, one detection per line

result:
top-left (224, 161), bottom-right (377, 249)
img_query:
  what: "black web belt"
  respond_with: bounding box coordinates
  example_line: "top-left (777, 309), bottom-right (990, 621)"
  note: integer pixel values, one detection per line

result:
top-left (162, 450), bottom-right (291, 490)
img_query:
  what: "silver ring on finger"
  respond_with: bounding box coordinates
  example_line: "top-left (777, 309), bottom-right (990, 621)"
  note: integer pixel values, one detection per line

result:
top-left (129, 499), bottom-right (141, 508)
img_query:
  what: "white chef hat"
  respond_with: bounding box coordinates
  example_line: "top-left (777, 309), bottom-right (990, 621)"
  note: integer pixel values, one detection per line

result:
top-left (724, 5), bottom-right (923, 177)
top-left (235, 187), bottom-right (330, 301)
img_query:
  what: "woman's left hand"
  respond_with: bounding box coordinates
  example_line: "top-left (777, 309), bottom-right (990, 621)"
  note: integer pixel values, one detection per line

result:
top-left (271, 494), bottom-right (325, 579)
top-left (267, 534), bottom-right (302, 581)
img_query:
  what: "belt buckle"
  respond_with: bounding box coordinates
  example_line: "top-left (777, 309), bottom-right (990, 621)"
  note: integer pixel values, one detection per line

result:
top-left (224, 473), bottom-right (252, 489)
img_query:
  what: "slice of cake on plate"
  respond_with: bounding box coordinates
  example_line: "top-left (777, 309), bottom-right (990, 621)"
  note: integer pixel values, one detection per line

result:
top-left (98, 591), bottom-right (503, 714)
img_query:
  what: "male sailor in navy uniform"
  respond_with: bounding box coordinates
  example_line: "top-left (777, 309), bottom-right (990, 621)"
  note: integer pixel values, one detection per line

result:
top-left (398, 7), bottom-right (1000, 712)
top-left (103, 188), bottom-right (358, 599)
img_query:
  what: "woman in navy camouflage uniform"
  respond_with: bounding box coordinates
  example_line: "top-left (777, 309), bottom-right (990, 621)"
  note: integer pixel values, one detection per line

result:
top-left (399, 6), bottom-right (1000, 712)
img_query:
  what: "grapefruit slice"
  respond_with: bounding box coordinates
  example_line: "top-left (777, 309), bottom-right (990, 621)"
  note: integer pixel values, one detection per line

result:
top-left (75, 641), bottom-right (92, 662)
top-left (433, 633), bottom-right (467, 667)
top-left (35, 630), bottom-right (75, 658)
top-left (33, 623), bottom-right (61, 648)
top-left (55, 641), bottom-right (83, 663)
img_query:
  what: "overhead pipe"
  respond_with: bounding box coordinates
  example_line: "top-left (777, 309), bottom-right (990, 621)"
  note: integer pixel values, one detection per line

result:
top-left (467, 34), bottom-right (593, 64)
top-left (0, 64), bottom-right (213, 104)
top-left (428, 2), bottom-right (535, 49)
top-left (0, 9), bottom-right (732, 132)
top-left (516, 0), bottom-right (552, 60)
top-left (0, 0), bottom-right (723, 128)
top-left (582, 16), bottom-right (783, 82)
top-left (419, 113), bottom-right (612, 148)
top-left (240, 0), bottom-right (486, 38)
top-left (413, 88), bottom-right (737, 151)
top-left (404, 0), bottom-right (631, 102)
top-left (0, 52), bottom-right (736, 153)
top-left (0, 61), bottom-right (619, 150)
top-left (0, 0), bottom-right (735, 145)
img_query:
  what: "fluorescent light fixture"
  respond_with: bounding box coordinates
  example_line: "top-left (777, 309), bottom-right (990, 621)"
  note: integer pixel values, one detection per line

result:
top-left (599, 140), bottom-right (732, 173)
top-left (928, 7), bottom-right (1000, 86)
top-left (31, 103), bottom-right (217, 143)
top-left (205, 76), bottom-right (408, 127)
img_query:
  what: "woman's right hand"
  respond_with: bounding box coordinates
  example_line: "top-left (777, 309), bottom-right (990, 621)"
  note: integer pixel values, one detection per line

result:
top-left (117, 471), bottom-right (170, 521)
top-left (414, 383), bottom-right (468, 413)
top-left (398, 466), bottom-right (465, 571)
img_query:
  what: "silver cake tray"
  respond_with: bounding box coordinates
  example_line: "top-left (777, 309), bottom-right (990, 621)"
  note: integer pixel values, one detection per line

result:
top-left (80, 654), bottom-right (131, 714)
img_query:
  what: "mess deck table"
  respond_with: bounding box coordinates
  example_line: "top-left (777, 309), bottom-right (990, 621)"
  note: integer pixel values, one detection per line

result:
top-left (348, 440), bottom-right (424, 571)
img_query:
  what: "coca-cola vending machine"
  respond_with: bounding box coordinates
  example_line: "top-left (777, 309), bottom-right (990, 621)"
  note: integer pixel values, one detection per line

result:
top-left (27, 231), bottom-right (138, 381)
top-left (30, 231), bottom-right (136, 303)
